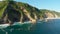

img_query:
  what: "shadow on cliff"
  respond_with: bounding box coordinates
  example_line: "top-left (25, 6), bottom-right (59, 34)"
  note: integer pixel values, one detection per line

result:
top-left (0, 2), bottom-right (21, 24)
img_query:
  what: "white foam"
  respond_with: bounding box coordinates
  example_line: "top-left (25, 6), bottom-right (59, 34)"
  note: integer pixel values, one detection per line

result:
top-left (0, 24), bottom-right (10, 28)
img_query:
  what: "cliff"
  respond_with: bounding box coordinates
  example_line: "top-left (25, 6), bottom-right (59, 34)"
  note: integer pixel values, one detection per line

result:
top-left (0, 1), bottom-right (40, 24)
top-left (40, 9), bottom-right (60, 19)
top-left (0, 1), bottom-right (60, 24)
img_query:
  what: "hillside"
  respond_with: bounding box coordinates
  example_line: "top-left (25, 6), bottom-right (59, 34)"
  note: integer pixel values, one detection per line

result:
top-left (0, 1), bottom-right (40, 24)
top-left (0, 1), bottom-right (60, 24)
top-left (40, 9), bottom-right (60, 19)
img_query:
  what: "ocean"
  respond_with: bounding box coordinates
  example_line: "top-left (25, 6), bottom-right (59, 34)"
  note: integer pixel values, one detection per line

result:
top-left (0, 19), bottom-right (60, 34)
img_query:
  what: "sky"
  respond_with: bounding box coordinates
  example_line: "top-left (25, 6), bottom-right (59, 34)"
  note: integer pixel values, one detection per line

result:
top-left (15, 0), bottom-right (60, 12)
top-left (0, 0), bottom-right (60, 12)
top-left (15, 0), bottom-right (40, 9)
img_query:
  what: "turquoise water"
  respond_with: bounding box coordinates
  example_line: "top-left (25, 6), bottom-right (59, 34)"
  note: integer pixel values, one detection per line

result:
top-left (0, 19), bottom-right (60, 34)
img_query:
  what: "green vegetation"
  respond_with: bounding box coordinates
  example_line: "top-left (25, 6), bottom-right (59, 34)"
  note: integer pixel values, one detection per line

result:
top-left (0, 1), bottom-right (8, 18)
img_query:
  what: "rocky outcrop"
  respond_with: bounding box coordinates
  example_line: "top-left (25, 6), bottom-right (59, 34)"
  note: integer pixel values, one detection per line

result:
top-left (0, 1), bottom-right (60, 24)
top-left (40, 9), bottom-right (60, 19)
top-left (44, 12), bottom-right (58, 18)
top-left (0, 1), bottom-right (39, 24)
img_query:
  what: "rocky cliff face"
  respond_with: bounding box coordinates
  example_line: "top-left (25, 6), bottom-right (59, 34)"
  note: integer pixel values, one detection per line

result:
top-left (0, 1), bottom-right (40, 24)
top-left (0, 1), bottom-right (60, 24)
top-left (44, 12), bottom-right (58, 18)
top-left (40, 9), bottom-right (60, 19)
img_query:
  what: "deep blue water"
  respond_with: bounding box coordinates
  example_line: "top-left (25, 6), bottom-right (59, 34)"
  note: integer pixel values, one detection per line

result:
top-left (0, 19), bottom-right (60, 34)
